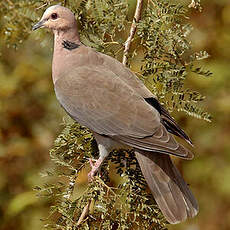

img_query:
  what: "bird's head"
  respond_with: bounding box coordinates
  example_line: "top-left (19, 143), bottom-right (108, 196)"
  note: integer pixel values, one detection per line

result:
top-left (32, 5), bottom-right (77, 32)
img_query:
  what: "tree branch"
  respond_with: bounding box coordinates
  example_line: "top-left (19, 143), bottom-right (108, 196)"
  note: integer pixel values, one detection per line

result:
top-left (122, 0), bottom-right (143, 66)
top-left (76, 200), bottom-right (91, 226)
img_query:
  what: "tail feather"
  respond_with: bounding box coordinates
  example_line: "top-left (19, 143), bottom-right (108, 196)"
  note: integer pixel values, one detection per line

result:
top-left (135, 150), bottom-right (198, 224)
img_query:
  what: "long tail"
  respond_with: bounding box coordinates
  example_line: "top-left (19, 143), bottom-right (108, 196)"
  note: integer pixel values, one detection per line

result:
top-left (135, 150), bottom-right (198, 224)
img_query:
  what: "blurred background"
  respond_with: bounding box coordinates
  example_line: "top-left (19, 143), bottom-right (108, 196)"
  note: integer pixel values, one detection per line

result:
top-left (0, 0), bottom-right (230, 229)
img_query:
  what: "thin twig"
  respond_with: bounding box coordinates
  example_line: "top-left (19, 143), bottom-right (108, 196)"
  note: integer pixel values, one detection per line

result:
top-left (122, 0), bottom-right (144, 66)
top-left (64, 0), bottom-right (68, 7)
top-left (76, 200), bottom-right (91, 226)
top-left (6, 0), bottom-right (13, 6)
top-left (148, 0), bottom-right (157, 7)
top-left (188, 0), bottom-right (196, 8)
top-left (97, 177), bottom-right (118, 196)
top-left (36, 3), bottom-right (48, 10)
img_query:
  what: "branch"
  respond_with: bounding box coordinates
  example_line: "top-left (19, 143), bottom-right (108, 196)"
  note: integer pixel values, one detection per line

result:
top-left (36, 3), bottom-right (48, 10)
top-left (76, 200), bottom-right (91, 226)
top-left (122, 0), bottom-right (143, 66)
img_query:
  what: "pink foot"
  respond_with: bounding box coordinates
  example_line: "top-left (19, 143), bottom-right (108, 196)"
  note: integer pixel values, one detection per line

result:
top-left (88, 158), bottom-right (103, 181)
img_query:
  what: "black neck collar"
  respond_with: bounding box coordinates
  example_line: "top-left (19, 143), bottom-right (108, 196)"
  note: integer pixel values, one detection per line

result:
top-left (62, 40), bottom-right (80, 50)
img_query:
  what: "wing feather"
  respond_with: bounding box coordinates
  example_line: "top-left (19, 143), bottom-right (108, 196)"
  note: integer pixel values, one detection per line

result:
top-left (54, 51), bottom-right (193, 159)
top-left (55, 65), bottom-right (160, 137)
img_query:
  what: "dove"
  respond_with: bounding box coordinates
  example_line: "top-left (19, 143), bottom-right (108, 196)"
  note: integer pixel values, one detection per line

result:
top-left (32, 5), bottom-right (198, 224)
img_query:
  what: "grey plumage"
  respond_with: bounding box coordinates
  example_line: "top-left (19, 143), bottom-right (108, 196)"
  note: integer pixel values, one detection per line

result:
top-left (33, 5), bottom-right (199, 224)
top-left (135, 151), bottom-right (198, 224)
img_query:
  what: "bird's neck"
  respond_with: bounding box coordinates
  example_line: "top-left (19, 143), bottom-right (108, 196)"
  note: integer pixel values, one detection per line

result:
top-left (54, 28), bottom-right (81, 51)
top-left (52, 28), bottom-right (81, 83)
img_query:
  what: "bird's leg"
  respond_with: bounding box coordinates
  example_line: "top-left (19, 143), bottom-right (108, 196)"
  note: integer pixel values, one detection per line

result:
top-left (88, 156), bottom-right (104, 181)
top-left (88, 133), bottom-right (113, 181)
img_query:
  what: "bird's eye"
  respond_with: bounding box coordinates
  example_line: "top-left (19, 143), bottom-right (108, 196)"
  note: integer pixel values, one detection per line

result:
top-left (51, 13), bottom-right (58, 20)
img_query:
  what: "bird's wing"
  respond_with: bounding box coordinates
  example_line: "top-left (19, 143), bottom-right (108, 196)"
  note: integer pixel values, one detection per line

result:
top-left (98, 51), bottom-right (154, 98)
top-left (114, 124), bottom-right (193, 159)
top-left (55, 65), bottom-right (159, 138)
top-left (54, 64), bottom-right (192, 159)
top-left (98, 51), bottom-right (193, 146)
top-left (145, 97), bottom-right (193, 145)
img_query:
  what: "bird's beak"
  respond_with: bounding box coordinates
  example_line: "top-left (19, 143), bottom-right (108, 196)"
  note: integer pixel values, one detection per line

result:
top-left (32, 19), bottom-right (46, 31)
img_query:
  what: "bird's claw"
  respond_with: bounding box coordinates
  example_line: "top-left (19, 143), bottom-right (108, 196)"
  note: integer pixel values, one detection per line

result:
top-left (88, 158), bottom-right (103, 182)
top-left (89, 158), bottom-right (95, 168)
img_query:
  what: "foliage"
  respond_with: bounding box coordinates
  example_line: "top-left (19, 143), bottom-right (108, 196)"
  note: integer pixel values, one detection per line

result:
top-left (36, 123), bottom-right (167, 229)
top-left (0, 0), bottom-right (39, 48)
top-left (137, 1), bottom-right (211, 121)
top-left (0, 0), bottom-right (217, 230)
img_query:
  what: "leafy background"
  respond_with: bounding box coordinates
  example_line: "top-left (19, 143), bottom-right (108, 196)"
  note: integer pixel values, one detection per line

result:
top-left (0, 0), bottom-right (230, 229)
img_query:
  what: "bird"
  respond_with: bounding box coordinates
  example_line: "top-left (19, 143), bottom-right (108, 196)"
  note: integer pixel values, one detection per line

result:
top-left (32, 5), bottom-right (198, 224)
